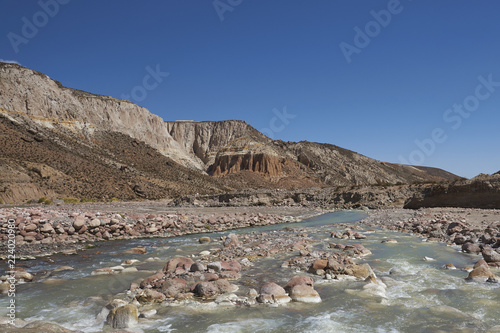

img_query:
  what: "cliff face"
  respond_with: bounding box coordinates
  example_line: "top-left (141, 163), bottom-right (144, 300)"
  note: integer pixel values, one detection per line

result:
top-left (0, 63), bottom-right (197, 169)
top-left (404, 174), bottom-right (500, 209)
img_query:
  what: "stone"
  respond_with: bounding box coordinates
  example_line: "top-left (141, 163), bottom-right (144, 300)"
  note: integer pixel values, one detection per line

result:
top-left (15, 320), bottom-right (75, 332)
top-left (164, 257), bottom-right (195, 272)
top-left (140, 272), bottom-right (165, 289)
top-left (106, 304), bottom-right (138, 329)
top-left (193, 281), bottom-right (219, 298)
top-left (309, 259), bottom-right (328, 272)
top-left (466, 265), bottom-right (496, 282)
top-left (215, 279), bottom-right (239, 293)
top-left (53, 266), bottom-right (74, 272)
top-left (73, 216), bottom-right (85, 230)
top-left (199, 236), bottom-right (211, 244)
top-left (224, 233), bottom-right (240, 248)
top-left (220, 260), bottom-right (241, 272)
top-left (136, 289), bottom-right (166, 303)
top-left (462, 242), bottom-right (481, 254)
top-left (482, 248), bottom-right (500, 263)
top-left (190, 262), bottom-right (206, 272)
top-left (123, 246), bottom-right (147, 254)
top-left (346, 263), bottom-right (374, 279)
top-left (284, 275), bottom-right (314, 293)
top-left (207, 261), bottom-right (222, 272)
top-left (24, 223), bottom-right (37, 232)
top-left (15, 271), bottom-right (33, 282)
top-left (161, 278), bottom-right (187, 298)
top-left (91, 267), bottom-right (114, 276)
top-left (89, 219), bottom-right (101, 228)
top-left (139, 309), bottom-right (157, 318)
top-left (40, 223), bottom-right (54, 233)
top-left (257, 282), bottom-right (291, 304)
top-left (121, 267), bottom-right (138, 273)
top-left (289, 285), bottom-right (321, 303)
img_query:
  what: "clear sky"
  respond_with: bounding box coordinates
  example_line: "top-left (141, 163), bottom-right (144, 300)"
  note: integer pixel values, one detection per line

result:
top-left (1, 1), bottom-right (500, 179)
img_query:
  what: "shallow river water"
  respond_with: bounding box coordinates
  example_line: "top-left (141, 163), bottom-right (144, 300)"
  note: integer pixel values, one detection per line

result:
top-left (1, 211), bottom-right (499, 332)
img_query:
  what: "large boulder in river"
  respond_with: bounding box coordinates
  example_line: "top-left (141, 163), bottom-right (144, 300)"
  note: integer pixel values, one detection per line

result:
top-left (163, 257), bottom-right (195, 272)
top-left (289, 285), bottom-right (321, 303)
top-left (140, 272), bottom-right (165, 289)
top-left (482, 248), bottom-right (500, 263)
top-left (161, 278), bottom-right (188, 297)
top-left (466, 262), bottom-right (498, 282)
top-left (284, 275), bottom-right (314, 293)
top-left (106, 304), bottom-right (138, 329)
top-left (345, 263), bottom-right (374, 279)
top-left (193, 281), bottom-right (219, 298)
top-left (257, 282), bottom-right (291, 304)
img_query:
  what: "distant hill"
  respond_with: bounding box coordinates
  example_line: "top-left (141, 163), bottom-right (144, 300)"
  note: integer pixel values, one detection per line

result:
top-left (0, 62), bottom-right (457, 204)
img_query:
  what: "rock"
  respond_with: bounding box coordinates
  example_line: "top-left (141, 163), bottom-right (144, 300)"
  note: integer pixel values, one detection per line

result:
top-left (309, 259), bottom-right (328, 272)
top-left (345, 263), bottom-right (374, 279)
top-left (257, 282), bottom-right (291, 304)
top-left (214, 279), bottom-right (238, 293)
top-left (73, 216), bottom-right (85, 230)
top-left (140, 272), bottom-right (165, 289)
top-left (161, 278), bottom-right (187, 298)
top-left (193, 281), bottom-right (219, 298)
top-left (199, 236), bottom-right (211, 244)
top-left (91, 267), bottom-right (114, 276)
top-left (224, 233), bottom-right (240, 248)
top-left (200, 250), bottom-right (211, 256)
top-left (482, 248), bottom-right (500, 263)
top-left (423, 256), bottom-right (435, 261)
top-left (106, 304), bottom-right (138, 329)
top-left (443, 263), bottom-right (456, 270)
top-left (190, 262), bottom-right (206, 272)
top-left (89, 218), bottom-right (101, 228)
top-left (220, 260), bottom-right (242, 273)
top-left (121, 267), bottom-right (138, 273)
top-left (289, 285), bottom-right (321, 303)
top-left (164, 257), bottom-right (195, 272)
top-left (466, 265), bottom-right (496, 282)
top-left (123, 246), bottom-right (147, 254)
top-left (462, 242), bottom-right (481, 254)
top-left (284, 275), bottom-right (314, 293)
top-left (40, 223), bottom-right (54, 233)
top-left (136, 288), bottom-right (166, 303)
top-left (15, 271), bottom-right (34, 282)
top-left (139, 309), bottom-right (157, 318)
top-left (24, 223), bottom-right (38, 232)
top-left (207, 261), bottom-right (222, 272)
top-left (53, 266), bottom-right (74, 272)
top-left (382, 239), bottom-right (398, 244)
top-left (204, 273), bottom-right (219, 281)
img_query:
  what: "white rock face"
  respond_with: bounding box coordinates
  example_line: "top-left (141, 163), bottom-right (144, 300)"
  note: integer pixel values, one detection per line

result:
top-left (0, 63), bottom-right (199, 170)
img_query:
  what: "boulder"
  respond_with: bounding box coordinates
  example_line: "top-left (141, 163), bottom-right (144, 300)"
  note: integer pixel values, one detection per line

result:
top-left (40, 223), bottom-right (54, 233)
top-left (24, 223), bottom-right (38, 232)
top-left (466, 265), bottom-right (496, 282)
top-left (220, 260), bottom-right (241, 273)
top-left (462, 243), bottom-right (481, 254)
top-left (257, 282), bottom-right (291, 304)
top-left (224, 233), bottom-right (240, 248)
top-left (199, 236), bottom-right (211, 244)
top-left (309, 259), bottom-right (328, 272)
top-left (345, 263), bottom-right (374, 279)
top-left (284, 275), bottom-right (314, 293)
top-left (136, 288), bottom-right (166, 303)
top-left (106, 304), bottom-right (138, 329)
top-left (482, 248), bottom-right (500, 263)
top-left (89, 219), bottom-right (101, 228)
top-left (190, 262), bottom-right (206, 272)
top-left (163, 257), bottom-right (195, 272)
top-left (161, 278), bottom-right (187, 298)
top-left (140, 272), bottom-right (165, 289)
top-left (123, 246), bottom-right (147, 254)
top-left (193, 281), bottom-right (219, 298)
top-left (289, 285), bottom-right (321, 303)
top-left (73, 216), bottom-right (85, 230)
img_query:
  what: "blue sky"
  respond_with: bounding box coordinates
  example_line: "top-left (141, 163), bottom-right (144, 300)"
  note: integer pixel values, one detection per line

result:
top-left (1, 1), bottom-right (500, 178)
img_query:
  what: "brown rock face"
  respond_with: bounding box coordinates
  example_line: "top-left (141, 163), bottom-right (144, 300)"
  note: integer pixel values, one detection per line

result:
top-left (212, 153), bottom-right (284, 177)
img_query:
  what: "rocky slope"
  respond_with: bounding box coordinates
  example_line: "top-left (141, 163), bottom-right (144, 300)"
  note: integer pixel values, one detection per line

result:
top-left (0, 63), bottom-right (459, 204)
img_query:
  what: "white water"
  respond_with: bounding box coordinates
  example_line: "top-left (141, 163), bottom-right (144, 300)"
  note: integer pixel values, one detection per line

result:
top-left (1, 211), bottom-right (499, 332)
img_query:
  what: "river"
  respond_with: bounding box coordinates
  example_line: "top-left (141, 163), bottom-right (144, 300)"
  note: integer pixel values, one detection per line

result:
top-left (1, 211), bottom-right (499, 332)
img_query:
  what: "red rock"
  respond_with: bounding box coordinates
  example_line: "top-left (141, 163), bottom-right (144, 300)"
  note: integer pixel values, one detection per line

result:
top-left (193, 281), bottom-right (219, 298)
top-left (163, 257), bottom-right (195, 273)
top-left (160, 278), bottom-right (187, 298)
top-left (284, 275), bottom-right (314, 293)
top-left (220, 260), bottom-right (241, 273)
top-left (140, 272), bottom-right (165, 289)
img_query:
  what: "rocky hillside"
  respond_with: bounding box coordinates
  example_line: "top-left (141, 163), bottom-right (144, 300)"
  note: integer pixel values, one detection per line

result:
top-left (0, 63), bottom-right (459, 204)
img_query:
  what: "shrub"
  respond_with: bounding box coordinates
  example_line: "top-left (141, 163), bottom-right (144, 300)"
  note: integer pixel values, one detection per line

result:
top-left (38, 196), bottom-right (52, 205)
top-left (110, 197), bottom-right (119, 202)
top-left (80, 197), bottom-right (97, 203)
top-left (63, 198), bottom-right (80, 203)
top-left (0, 198), bottom-right (3, 204)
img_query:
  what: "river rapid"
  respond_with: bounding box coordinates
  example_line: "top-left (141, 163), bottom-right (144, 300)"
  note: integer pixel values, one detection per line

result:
top-left (1, 211), bottom-right (499, 333)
